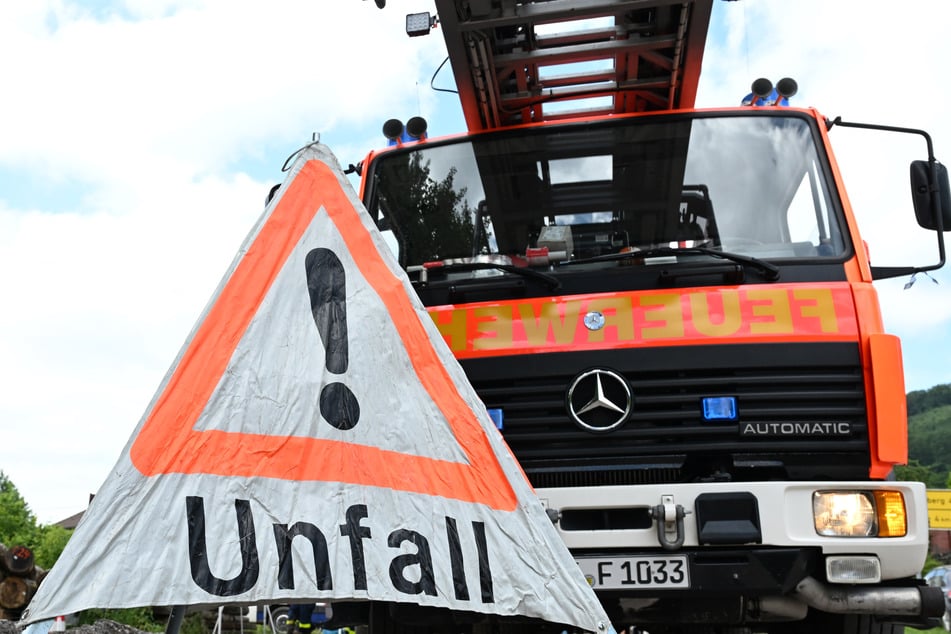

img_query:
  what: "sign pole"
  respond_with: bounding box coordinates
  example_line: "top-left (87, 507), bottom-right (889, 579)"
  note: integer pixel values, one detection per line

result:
top-left (166, 605), bottom-right (186, 634)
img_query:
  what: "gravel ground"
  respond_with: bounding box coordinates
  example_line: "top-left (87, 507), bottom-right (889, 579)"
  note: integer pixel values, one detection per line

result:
top-left (0, 621), bottom-right (150, 634)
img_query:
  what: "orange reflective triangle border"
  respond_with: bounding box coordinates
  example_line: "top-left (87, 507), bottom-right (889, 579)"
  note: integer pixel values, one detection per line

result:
top-left (129, 152), bottom-right (518, 511)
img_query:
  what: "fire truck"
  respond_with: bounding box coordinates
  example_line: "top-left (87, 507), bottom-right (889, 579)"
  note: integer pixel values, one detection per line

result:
top-left (350, 1), bottom-right (951, 632)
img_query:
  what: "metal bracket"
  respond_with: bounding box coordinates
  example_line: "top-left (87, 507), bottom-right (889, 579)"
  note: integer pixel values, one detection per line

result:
top-left (650, 494), bottom-right (690, 550)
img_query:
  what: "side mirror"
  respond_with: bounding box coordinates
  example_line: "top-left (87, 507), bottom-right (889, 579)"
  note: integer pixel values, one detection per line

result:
top-left (910, 160), bottom-right (951, 231)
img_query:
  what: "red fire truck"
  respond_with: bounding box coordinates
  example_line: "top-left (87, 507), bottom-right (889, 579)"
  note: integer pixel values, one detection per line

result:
top-left (350, 1), bottom-right (950, 632)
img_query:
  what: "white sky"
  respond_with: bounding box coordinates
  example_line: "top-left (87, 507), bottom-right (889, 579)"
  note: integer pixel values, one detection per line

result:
top-left (2, 0), bottom-right (950, 525)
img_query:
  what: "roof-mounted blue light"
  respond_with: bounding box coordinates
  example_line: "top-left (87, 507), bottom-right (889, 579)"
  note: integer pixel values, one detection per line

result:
top-left (742, 77), bottom-right (798, 107)
top-left (382, 116), bottom-right (428, 146)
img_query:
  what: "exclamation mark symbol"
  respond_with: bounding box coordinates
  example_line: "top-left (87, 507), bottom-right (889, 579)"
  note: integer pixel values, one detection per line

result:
top-left (305, 248), bottom-right (360, 430)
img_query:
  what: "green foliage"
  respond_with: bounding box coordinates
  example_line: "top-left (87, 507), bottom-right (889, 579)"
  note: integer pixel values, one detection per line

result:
top-left (0, 471), bottom-right (38, 548)
top-left (77, 607), bottom-right (164, 632)
top-left (903, 387), bottom-right (951, 489)
top-left (0, 471), bottom-right (73, 570)
top-left (33, 524), bottom-right (72, 569)
top-left (180, 612), bottom-right (212, 634)
top-left (898, 384), bottom-right (951, 490)
top-left (74, 608), bottom-right (211, 634)
top-left (907, 404), bottom-right (951, 474)
top-left (895, 459), bottom-right (948, 488)
top-left (921, 551), bottom-right (946, 574)
top-left (908, 383), bottom-right (951, 416)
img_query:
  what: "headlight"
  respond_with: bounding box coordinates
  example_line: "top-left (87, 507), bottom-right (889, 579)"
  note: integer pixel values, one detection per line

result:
top-left (812, 491), bottom-right (907, 537)
top-left (813, 492), bottom-right (875, 536)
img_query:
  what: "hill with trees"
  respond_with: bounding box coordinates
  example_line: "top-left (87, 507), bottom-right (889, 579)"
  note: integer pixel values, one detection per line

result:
top-left (896, 383), bottom-right (951, 487)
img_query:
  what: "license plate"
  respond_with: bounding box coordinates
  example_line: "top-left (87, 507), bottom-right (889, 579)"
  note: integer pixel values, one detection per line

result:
top-left (575, 556), bottom-right (689, 589)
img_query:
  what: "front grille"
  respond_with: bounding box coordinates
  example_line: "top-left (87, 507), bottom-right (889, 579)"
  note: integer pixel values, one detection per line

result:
top-left (463, 342), bottom-right (868, 487)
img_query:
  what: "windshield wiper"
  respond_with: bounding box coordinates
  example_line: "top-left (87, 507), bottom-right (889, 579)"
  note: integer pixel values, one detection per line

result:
top-left (420, 262), bottom-right (562, 290)
top-left (566, 246), bottom-right (781, 281)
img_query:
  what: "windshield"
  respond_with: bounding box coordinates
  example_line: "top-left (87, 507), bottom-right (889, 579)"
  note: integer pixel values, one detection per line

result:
top-left (367, 113), bottom-right (846, 270)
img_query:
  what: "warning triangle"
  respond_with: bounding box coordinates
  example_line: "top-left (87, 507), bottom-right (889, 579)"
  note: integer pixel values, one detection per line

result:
top-left (127, 148), bottom-right (516, 511)
top-left (22, 144), bottom-right (612, 633)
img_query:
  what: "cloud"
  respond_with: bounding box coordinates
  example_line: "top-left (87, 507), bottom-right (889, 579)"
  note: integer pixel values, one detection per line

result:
top-left (0, 1), bottom-right (447, 187)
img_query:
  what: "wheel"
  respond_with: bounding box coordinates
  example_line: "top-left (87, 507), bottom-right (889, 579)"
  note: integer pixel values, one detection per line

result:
top-left (942, 608), bottom-right (951, 632)
top-left (267, 606), bottom-right (290, 634)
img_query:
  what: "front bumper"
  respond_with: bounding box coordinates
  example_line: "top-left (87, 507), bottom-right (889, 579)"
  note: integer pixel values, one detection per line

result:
top-left (538, 480), bottom-right (942, 623)
top-left (538, 480), bottom-right (931, 580)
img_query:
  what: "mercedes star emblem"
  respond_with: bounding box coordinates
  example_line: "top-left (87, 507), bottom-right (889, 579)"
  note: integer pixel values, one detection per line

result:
top-left (583, 311), bottom-right (606, 331)
top-left (566, 368), bottom-right (632, 433)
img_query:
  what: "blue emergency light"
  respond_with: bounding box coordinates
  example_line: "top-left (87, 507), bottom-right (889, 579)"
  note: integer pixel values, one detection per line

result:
top-left (383, 116), bottom-right (428, 146)
top-left (742, 77), bottom-right (797, 107)
top-left (702, 396), bottom-right (738, 421)
top-left (487, 408), bottom-right (504, 430)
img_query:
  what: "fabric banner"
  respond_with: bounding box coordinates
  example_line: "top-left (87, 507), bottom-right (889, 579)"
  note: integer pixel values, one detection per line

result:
top-left (22, 144), bottom-right (612, 634)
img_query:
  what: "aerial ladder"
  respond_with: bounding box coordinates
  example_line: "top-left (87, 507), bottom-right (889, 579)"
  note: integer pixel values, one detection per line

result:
top-left (432, 0), bottom-right (714, 132)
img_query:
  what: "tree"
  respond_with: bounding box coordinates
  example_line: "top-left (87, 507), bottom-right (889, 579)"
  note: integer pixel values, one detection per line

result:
top-left (907, 383), bottom-right (951, 416)
top-left (0, 472), bottom-right (72, 568)
top-left (376, 152), bottom-right (480, 266)
top-left (33, 524), bottom-right (72, 569)
top-left (894, 460), bottom-right (947, 489)
top-left (0, 471), bottom-right (37, 548)
top-left (907, 404), bottom-right (951, 473)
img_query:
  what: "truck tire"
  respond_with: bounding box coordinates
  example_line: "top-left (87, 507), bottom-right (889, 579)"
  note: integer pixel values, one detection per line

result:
top-left (268, 605), bottom-right (290, 634)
